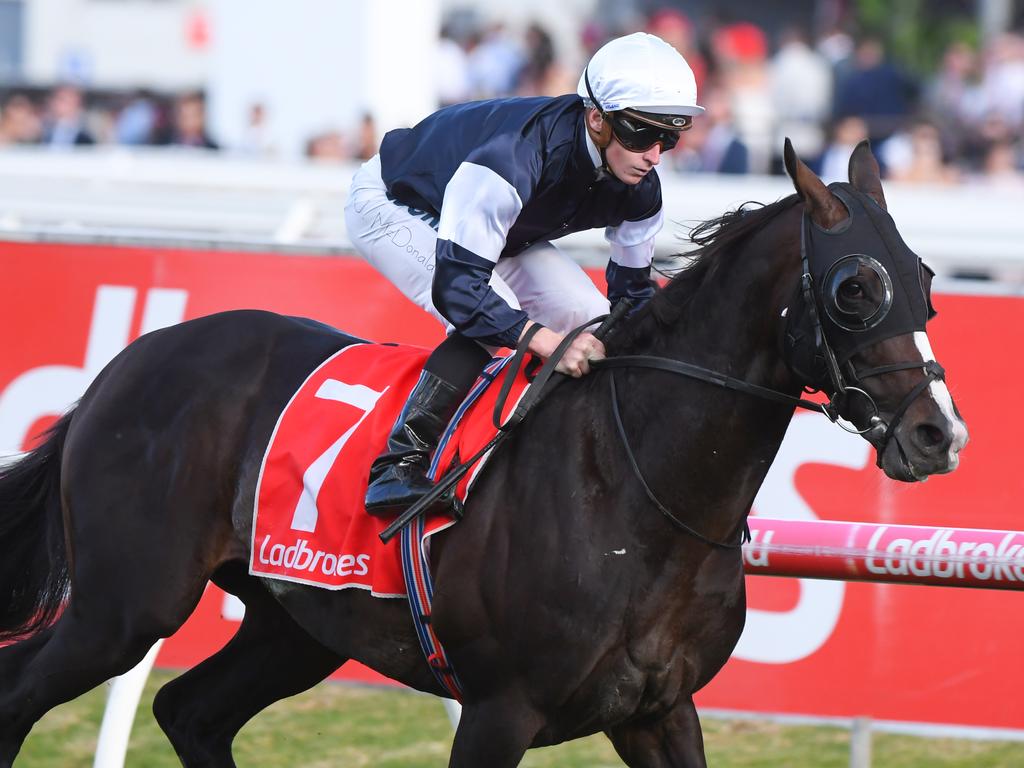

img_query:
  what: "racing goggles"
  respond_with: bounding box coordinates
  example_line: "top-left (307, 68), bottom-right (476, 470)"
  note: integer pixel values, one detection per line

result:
top-left (607, 109), bottom-right (691, 152)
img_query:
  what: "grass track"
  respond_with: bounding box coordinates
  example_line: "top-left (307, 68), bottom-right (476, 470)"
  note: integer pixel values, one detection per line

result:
top-left (17, 671), bottom-right (1020, 767)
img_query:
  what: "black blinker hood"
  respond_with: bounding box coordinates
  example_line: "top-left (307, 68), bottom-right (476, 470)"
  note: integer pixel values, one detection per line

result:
top-left (784, 183), bottom-right (933, 391)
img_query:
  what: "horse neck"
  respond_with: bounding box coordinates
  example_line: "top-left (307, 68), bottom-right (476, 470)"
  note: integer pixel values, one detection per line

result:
top-left (607, 209), bottom-right (802, 549)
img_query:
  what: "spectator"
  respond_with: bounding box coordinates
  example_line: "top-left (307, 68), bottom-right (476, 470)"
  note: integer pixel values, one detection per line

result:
top-left (819, 116), bottom-right (869, 183)
top-left (977, 32), bottom-right (1024, 132)
top-left (961, 109), bottom-right (1017, 170)
top-left (156, 91), bottom-right (218, 149)
top-left (646, 9), bottom-right (707, 96)
top-left (925, 42), bottom-right (983, 158)
top-left (40, 85), bottom-right (94, 147)
top-left (979, 139), bottom-right (1023, 187)
top-left (114, 90), bottom-right (160, 145)
top-left (354, 112), bottom-right (377, 162)
top-left (833, 37), bottom-right (916, 144)
top-left (881, 120), bottom-right (960, 184)
top-left (518, 22), bottom-right (557, 96)
top-left (437, 22), bottom-right (472, 106)
top-left (0, 93), bottom-right (41, 145)
top-left (305, 130), bottom-right (348, 163)
top-left (711, 22), bottom-right (773, 172)
top-left (770, 26), bottom-right (832, 171)
top-left (592, 0), bottom-right (644, 42)
top-left (926, 42), bottom-right (981, 123)
top-left (816, 24), bottom-right (855, 69)
top-left (239, 101), bottom-right (275, 156)
top-left (673, 87), bottom-right (749, 174)
top-left (466, 22), bottom-right (524, 98)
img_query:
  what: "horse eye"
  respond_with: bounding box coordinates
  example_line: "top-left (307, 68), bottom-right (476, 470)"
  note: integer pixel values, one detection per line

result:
top-left (840, 281), bottom-right (864, 298)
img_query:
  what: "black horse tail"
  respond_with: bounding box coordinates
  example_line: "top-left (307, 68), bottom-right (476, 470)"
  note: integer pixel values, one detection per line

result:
top-left (0, 410), bottom-right (74, 642)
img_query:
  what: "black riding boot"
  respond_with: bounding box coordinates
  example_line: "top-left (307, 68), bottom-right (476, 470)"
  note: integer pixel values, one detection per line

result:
top-left (364, 371), bottom-right (468, 517)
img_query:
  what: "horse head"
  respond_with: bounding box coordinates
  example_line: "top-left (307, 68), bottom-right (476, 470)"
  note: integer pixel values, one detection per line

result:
top-left (782, 138), bottom-right (968, 481)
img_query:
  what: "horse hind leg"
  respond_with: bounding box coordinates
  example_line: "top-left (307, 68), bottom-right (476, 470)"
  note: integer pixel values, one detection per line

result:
top-left (0, 586), bottom-right (200, 768)
top-left (0, 491), bottom-right (215, 764)
top-left (153, 563), bottom-right (344, 768)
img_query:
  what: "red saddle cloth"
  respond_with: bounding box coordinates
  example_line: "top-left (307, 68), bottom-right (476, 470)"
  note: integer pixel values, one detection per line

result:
top-left (249, 342), bottom-right (530, 595)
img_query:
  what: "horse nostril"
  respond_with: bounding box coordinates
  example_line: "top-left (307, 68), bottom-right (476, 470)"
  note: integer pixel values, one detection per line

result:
top-left (913, 423), bottom-right (949, 454)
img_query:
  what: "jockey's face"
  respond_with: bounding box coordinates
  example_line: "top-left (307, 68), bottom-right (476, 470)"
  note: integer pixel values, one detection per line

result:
top-left (586, 108), bottom-right (668, 185)
top-left (606, 134), bottom-right (663, 184)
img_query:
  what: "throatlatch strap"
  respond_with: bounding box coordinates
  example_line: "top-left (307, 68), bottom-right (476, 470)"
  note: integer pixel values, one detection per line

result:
top-left (400, 516), bottom-right (464, 702)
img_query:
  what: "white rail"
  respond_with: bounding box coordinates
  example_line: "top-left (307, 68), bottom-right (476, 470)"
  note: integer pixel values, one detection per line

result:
top-left (0, 147), bottom-right (1022, 282)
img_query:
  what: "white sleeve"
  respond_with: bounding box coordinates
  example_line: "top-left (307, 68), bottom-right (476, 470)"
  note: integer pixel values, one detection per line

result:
top-left (438, 161), bottom-right (524, 264)
top-left (605, 207), bottom-right (664, 268)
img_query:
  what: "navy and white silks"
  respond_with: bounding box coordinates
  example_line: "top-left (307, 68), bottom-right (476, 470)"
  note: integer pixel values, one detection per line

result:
top-left (345, 94), bottom-right (663, 348)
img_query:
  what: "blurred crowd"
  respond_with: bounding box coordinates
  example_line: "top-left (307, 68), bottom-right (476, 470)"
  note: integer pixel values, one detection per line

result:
top-left (0, 82), bottom-right (381, 165)
top-left (434, 7), bottom-right (1024, 187)
top-left (2, 6), bottom-right (1023, 188)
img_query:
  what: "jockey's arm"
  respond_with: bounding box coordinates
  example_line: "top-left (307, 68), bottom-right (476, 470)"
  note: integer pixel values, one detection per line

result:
top-left (605, 202), bottom-right (663, 308)
top-left (430, 141), bottom-right (542, 351)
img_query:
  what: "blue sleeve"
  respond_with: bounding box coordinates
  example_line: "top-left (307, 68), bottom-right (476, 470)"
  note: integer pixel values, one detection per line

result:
top-left (433, 244), bottom-right (529, 348)
top-left (606, 262), bottom-right (657, 308)
top-left (431, 136), bottom-right (541, 348)
top-left (605, 177), bottom-right (662, 309)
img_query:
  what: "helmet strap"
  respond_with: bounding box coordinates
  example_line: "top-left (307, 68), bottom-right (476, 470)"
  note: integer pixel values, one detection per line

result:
top-left (583, 68), bottom-right (613, 169)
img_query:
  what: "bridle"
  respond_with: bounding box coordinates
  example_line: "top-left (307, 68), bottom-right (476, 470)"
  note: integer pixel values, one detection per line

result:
top-left (592, 185), bottom-right (947, 548)
top-left (784, 185), bottom-right (945, 446)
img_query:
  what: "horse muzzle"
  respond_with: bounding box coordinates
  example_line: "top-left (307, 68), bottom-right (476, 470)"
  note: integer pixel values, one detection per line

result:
top-left (875, 413), bottom-right (969, 482)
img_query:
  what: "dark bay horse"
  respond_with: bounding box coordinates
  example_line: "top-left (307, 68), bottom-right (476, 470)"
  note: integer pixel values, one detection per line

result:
top-left (0, 142), bottom-right (966, 767)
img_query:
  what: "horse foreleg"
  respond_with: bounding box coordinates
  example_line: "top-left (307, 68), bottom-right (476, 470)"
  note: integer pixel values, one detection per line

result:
top-left (605, 696), bottom-right (707, 768)
top-left (447, 695), bottom-right (544, 768)
top-left (153, 569), bottom-right (344, 768)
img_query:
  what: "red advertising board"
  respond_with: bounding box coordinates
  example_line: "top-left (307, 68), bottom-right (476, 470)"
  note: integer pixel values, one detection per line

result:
top-left (0, 240), bottom-right (1021, 732)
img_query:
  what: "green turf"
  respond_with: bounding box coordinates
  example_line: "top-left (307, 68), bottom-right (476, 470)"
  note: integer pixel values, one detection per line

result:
top-left (15, 671), bottom-right (1021, 767)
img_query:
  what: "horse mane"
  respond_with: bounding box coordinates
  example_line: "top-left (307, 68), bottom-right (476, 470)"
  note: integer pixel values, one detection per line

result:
top-left (611, 194), bottom-right (802, 350)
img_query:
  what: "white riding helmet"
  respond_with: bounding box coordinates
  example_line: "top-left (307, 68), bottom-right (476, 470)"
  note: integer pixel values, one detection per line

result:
top-left (577, 32), bottom-right (705, 122)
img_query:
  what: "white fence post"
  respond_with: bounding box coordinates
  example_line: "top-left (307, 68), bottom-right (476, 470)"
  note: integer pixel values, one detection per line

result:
top-left (93, 640), bottom-right (163, 768)
top-left (442, 698), bottom-right (462, 729)
top-left (849, 716), bottom-right (873, 768)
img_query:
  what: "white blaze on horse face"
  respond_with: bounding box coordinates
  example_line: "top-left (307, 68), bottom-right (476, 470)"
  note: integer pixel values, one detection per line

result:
top-left (913, 332), bottom-right (969, 459)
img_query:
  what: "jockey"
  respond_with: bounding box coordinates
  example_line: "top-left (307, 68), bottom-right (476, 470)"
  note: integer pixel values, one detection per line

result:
top-left (345, 32), bottom-right (704, 517)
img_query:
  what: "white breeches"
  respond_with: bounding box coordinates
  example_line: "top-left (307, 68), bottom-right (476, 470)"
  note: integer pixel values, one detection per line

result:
top-left (344, 154), bottom-right (610, 340)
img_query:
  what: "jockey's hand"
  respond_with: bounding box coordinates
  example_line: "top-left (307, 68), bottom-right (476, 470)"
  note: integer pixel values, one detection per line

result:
top-left (521, 322), bottom-right (606, 378)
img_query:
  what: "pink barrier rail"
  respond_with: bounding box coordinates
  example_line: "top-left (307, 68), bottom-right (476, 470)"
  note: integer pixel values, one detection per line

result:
top-left (744, 518), bottom-right (1024, 590)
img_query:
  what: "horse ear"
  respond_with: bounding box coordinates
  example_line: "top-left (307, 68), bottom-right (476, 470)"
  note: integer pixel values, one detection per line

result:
top-left (848, 139), bottom-right (887, 210)
top-left (783, 137), bottom-right (847, 229)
